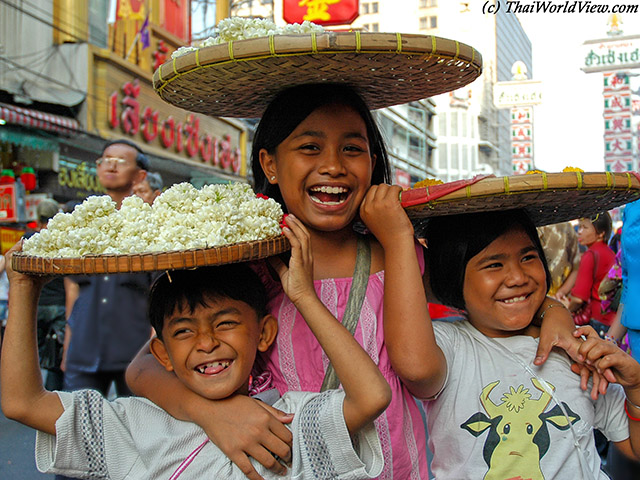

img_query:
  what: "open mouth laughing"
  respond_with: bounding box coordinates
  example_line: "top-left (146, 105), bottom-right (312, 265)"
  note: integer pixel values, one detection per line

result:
top-left (195, 360), bottom-right (231, 375)
top-left (308, 185), bottom-right (350, 206)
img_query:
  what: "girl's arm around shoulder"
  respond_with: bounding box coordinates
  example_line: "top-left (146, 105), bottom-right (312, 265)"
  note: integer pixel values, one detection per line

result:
top-left (126, 340), bottom-right (293, 480)
top-left (359, 184), bottom-right (447, 399)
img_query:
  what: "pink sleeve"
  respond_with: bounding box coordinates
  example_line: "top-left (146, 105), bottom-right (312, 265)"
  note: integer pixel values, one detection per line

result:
top-left (571, 250), bottom-right (595, 301)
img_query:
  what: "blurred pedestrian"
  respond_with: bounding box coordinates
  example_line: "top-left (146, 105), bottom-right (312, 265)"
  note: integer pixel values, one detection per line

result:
top-left (537, 221), bottom-right (581, 298)
top-left (559, 212), bottom-right (615, 335)
top-left (61, 139), bottom-right (152, 407)
top-left (132, 171), bottom-right (163, 205)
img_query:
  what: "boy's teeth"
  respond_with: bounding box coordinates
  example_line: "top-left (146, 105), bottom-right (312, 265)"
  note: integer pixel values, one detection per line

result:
top-left (503, 295), bottom-right (527, 304)
top-left (196, 361), bottom-right (230, 374)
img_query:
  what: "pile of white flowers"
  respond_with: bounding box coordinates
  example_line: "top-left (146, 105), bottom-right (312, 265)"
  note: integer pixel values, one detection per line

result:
top-left (23, 183), bottom-right (284, 258)
top-left (172, 17), bottom-right (325, 58)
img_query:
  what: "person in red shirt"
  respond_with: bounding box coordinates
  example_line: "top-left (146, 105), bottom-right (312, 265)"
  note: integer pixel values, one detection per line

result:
top-left (559, 212), bottom-right (615, 336)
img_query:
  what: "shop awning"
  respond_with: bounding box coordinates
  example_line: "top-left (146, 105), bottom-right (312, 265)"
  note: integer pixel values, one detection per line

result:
top-left (0, 103), bottom-right (79, 135)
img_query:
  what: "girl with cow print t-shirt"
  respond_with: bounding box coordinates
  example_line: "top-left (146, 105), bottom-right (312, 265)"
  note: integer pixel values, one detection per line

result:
top-left (421, 210), bottom-right (640, 479)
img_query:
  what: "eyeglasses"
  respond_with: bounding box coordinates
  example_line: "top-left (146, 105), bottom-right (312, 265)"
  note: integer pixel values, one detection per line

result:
top-left (96, 157), bottom-right (133, 168)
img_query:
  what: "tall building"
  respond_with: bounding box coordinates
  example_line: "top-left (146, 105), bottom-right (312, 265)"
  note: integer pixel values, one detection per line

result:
top-left (395, 0), bottom-right (532, 179)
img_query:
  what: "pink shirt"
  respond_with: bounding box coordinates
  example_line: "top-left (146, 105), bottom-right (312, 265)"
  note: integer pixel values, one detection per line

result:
top-left (254, 245), bottom-right (429, 480)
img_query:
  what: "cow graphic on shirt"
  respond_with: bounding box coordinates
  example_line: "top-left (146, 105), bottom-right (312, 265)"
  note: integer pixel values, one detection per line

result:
top-left (460, 378), bottom-right (580, 480)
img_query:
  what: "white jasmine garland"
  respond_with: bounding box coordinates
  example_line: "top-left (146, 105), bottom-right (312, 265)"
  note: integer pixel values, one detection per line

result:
top-left (23, 183), bottom-right (284, 258)
top-left (171, 18), bottom-right (324, 59)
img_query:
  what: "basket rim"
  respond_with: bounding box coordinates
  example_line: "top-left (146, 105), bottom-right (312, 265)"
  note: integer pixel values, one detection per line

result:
top-left (13, 235), bottom-right (290, 276)
top-left (152, 31), bottom-right (483, 118)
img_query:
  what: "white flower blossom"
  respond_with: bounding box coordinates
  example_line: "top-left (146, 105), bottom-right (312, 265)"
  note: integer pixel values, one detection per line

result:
top-left (171, 18), bottom-right (325, 59)
top-left (23, 183), bottom-right (284, 258)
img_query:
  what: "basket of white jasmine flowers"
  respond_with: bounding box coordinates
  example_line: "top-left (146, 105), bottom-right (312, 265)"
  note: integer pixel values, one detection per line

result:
top-left (12, 182), bottom-right (289, 275)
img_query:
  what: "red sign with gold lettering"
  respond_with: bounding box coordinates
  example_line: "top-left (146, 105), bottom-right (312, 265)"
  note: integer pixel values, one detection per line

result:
top-left (0, 185), bottom-right (17, 222)
top-left (283, 0), bottom-right (359, 26)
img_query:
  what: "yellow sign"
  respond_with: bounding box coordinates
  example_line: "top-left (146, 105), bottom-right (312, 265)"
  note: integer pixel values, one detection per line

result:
top-left (1, 227), bottom-right (25, 254)
top-left (299, 0), bottom-right (341, 21)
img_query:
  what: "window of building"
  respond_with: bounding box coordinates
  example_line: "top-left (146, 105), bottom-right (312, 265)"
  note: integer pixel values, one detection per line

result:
top-left (438, 114), bottom-right (447, 136)
top-left (419, 16), bottom-right (427, 30)
top-left (428, 0), bottom-right (438, 6)
top-left (408, 106), bottom-right (426, 126)
top-left (362, 3), bottom-right (370, 14)
top-left (461, 111), bottom-right (468, 137)
top-left (430, 16), bottom-right (438, 28)
top-left (438, 144), bottom-right (448, 169)
top-left (451, 145), bottom-right (459, 169)
top-left (371, 23), bottom-right (379, 32)
top-left (451, 111), bottom-right (459, 136)
top-left (462, 146), bottom-right (468, 170)
top-left (409, 134), bottom-right (425, 163)
top-left (372, 2), bottom-right (379, 13)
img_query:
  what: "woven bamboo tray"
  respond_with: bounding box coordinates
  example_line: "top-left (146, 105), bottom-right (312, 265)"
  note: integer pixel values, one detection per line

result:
top-left (12, 235), bottom-right (290, 276)
top-left (153, 31), bottom-right (483, 118)
top-left (401, 171), bottom-right (640, 226)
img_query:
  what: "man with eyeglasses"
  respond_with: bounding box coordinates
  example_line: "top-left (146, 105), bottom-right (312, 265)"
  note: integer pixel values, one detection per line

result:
top-left (94, 139), bottom-right (149, 207)
top-left (59, 140), bottom-right (154, 466)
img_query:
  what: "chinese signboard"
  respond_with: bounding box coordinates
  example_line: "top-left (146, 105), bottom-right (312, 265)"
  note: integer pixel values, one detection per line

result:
top-left (283, 0), bottom-right (359, 26)
top-left (511, 107), bottom-right (534, 174)
top-left (603, 71), bottom-right (634, 172)
top-left (493, 80), bottom-right (543, 109)
top-left (0, 185), bottom-right (18, 222)
top-left (581, 35), bottom-right (640, 73)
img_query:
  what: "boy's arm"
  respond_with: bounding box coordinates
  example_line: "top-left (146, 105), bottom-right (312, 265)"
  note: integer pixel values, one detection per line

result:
top-left (126, 343), bottom-right (293, 480)
top-left (359, 184), bottom-right (447, 399)
top-left (0, 243), bottom-right (63, 435)
top-left (272, 215), bottom-right (392, 434)
top-left (575, 326), bottom-right (640, 460)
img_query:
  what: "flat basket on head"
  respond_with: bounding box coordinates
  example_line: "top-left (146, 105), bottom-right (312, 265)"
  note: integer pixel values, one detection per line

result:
top-left (12, 236), bottom-right (290, 276)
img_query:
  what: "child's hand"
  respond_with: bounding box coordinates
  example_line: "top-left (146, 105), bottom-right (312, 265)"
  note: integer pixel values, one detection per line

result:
top-left (359, 184), bottom-right (414, 249)
top-left (4, 240), bottom-right (50, 290)
top-left (575, 325), bottom-right (640, 392)
top-left (269, 215), bottom-right (316, 307)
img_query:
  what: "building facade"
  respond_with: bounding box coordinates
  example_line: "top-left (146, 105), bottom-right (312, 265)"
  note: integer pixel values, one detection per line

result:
top-left (0, 0), bottom-right (248, 239)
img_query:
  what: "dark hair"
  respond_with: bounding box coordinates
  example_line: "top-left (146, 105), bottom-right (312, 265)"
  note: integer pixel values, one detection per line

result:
top-left (149, 264), bottom-right (268, 340)
top-left (102, 139), bottom-right (150, 170)
top-left (425, 210), bottom-right (551, 311)
top-left (586, 211), bottom-right (613, 241)
top-left (145, 171), bottom-right (164, 191)
top-left (250, 83), bottom-right (391, 210)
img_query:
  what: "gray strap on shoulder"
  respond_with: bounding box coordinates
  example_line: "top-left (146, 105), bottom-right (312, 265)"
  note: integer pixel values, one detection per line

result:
top-left (320, 235), bottom-right (371, 392)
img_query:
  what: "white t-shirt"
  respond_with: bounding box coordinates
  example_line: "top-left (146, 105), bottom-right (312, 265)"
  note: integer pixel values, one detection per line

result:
top-left (35, 389), bottom-right (383, 480)
top-left (425, 320), bottom-right (629, 480)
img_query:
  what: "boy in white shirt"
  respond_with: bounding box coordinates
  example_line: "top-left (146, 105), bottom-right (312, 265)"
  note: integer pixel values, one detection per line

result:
top-left (0, 215), bottom-right (390, 479)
